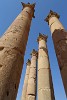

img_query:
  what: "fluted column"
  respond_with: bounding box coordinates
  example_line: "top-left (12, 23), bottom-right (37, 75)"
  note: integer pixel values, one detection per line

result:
top-left (0, 2), bottom-right (35, 100)
top-left (26, 49), bottom-right (37, 100)
top-left (45, 10), bottom-right (67, 96)
top-left (21, 59), bottom-right (31, 100)
top-left (37, 33), bottom-right (55, 100)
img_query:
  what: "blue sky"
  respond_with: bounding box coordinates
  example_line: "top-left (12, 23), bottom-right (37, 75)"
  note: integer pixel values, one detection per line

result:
top-left (0, 0), bottom-right (67, 100)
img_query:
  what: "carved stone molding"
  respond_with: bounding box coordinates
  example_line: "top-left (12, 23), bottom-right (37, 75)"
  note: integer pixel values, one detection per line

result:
top-left (45, 10), bottom-right (60, 24)
top-left (37, 33), bottom-right (48, 43)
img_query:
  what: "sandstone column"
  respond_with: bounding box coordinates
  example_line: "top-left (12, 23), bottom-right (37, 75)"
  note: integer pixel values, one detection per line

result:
top-left (37, 33), bottom-right (55, 100)
top-left (45, 10), bottom-right (67, 96)
top-left (21, 59), bottom-right (31, 100)
top-left (26, 49), bottom-right (37, 100)
top-left (0, 2), bottom-right (35, 100)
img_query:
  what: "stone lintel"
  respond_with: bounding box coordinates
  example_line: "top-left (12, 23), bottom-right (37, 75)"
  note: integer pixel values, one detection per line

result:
top-left (45, 10), bottom-right (60, 24)
top-left (30, 49), bottom-right (38, 57)
top-left (21, 2), bottom-right (36, 18)
top-left (26, 59), bottom-right (31, 66)
top-left (37, 33), bottom-right (48, 43)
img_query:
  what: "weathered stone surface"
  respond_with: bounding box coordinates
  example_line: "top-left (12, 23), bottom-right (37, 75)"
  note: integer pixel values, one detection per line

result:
top-left (28, 78), bottom-right (36, 84)
top-left (21, 96), bottom-right (26, 100)
top-left (27, 83), bottom-right (36, 95)
top-left (38, 69), bottom-right (51, 90)
top-left (0, 48), bottom-right (23, 100)
top-left (38, 89), bottom-right (53, 100)
top-left (26, 95), bottom-right (35, 100)
top-left (0, 2), bottom-right (35, 100)
top-left (37, 34), bottom-right (55, 100)
top-left (26, 49), bottom-right (37, 100)
top-left (38, 48), bottom-right (48, 57)
top-left (52, 29), bottom-right (67, 96)
top-left (45, 10), bottom-right (67, 96)
top-left (38, 56), bottom-right (49, 70)
top-left (24, 75), bottom-right (29, 84)
top-left (61, 66), bottom-right (67, 94)
top-left (26, 70), bottom-right (30, 75)
top-left (29, 68), bottom-right (36, 78)
top-left (31, 58), bottom-right (37, 68)
top-left (21, 60), bottom-right (31, 100)
top-left (52, 30), bottom-right (67, 68)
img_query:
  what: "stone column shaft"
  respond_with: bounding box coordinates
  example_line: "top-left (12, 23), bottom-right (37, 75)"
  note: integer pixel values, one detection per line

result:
top-left (37, 33), bottom-right (55, 100)
top-left (45, 10), bottom-right (67, 96)
top-left (21, 59), bottom-right (31, 100)
top-left (0, 2), bottom-right (35, 100)
top-left (26, 49), bottom-right (37, 100)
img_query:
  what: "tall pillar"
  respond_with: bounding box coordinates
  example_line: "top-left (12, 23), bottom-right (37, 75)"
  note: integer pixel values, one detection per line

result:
top-left (0, 2), bottom-right (35, 100)
top-left (37, 33), bottom-right (55, 100)
top-left (21, 59), bottom-right (31, 100)
top-left (45, 10), bottom-right (67, 96)
top-left (26, 49), bottom-right (37, 100)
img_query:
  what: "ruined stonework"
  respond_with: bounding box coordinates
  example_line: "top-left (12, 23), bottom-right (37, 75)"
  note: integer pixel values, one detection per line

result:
top-left (37, 33), bottom-right (55, 100)
top-left (26, 49), bottom-right (37, 100)
top-left (0, 2), bottom-right (35, 100)
top-left (45, 10), bottom-right (67, 96)
top-left (21, 59), bottom-right (31, 100)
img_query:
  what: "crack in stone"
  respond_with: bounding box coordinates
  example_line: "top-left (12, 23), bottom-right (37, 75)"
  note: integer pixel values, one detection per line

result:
top-left (28, 94), bottom-right (35, 96)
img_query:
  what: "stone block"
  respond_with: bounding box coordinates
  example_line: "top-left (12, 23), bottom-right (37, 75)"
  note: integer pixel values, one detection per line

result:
top-left (38, 89), bottom-right (52, 100)
top-left (38, 56), bottom-right (49, 70)
top-left (27, 83), bottom-right (36, 95)
top-left (26, 95), bottom-right (35, 100)
top-left (38, 69), bottom-right (51, 90)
